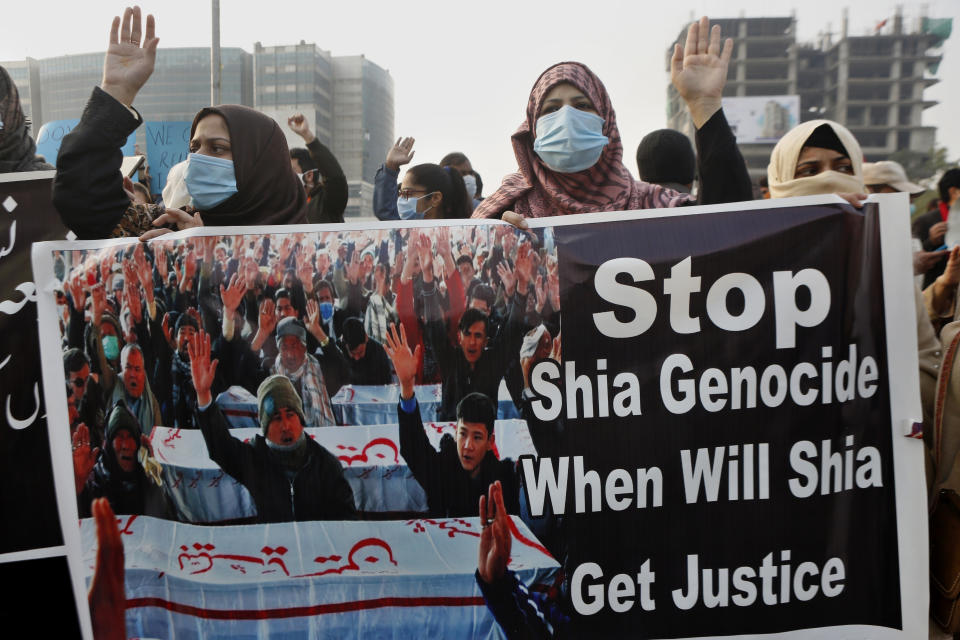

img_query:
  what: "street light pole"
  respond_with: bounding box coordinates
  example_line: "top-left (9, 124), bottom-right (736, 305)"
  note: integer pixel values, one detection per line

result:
top-left (211, 0), bottom-right (221, 105)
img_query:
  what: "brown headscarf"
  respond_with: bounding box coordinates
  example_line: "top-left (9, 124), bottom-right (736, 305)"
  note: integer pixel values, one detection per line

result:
top-left (190, 105), bottom-right (306, 226)
top-left (472, 62), bottom-right (690, 219)
top-left (0, 65), bottom-right (53, 173)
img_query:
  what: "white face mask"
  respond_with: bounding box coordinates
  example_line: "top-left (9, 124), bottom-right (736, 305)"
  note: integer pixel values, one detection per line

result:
top-left (461, 174), bottom-right (477, 200)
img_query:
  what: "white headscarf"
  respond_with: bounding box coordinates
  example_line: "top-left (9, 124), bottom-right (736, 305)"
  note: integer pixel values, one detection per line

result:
top-left (767, 120), bottom-right (865, 198)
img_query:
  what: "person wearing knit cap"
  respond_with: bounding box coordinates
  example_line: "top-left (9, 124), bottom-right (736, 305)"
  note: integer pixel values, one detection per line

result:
top-left (270, 317), bottom-right (336, 427)
top-left (636, 129), bottom-right (696, 195)
top-left (74, 400), bottom-right (171, 519)
top-left (190, 329), bottom-right (356, 522)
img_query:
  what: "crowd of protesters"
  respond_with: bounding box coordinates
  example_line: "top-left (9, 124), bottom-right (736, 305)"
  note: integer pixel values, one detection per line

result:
top-left (3, 4), bottom-right (960, 638)
top-left (55, 223), bottom-right (561, 525)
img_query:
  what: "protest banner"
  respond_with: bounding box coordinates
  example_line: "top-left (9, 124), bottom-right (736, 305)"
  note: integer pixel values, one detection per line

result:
top-left (144, 121), bottom-right (191, 194)
top-left (31, 194), bottom-right (927, 638)
top-left (35, 119), bottom-right (136, 165)
top-left (0, 172), bottom-right (79, 634)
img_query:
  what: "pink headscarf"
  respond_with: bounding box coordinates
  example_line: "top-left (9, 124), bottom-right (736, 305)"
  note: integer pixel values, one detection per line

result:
top-left (472, 62), bottom-right (691, 219)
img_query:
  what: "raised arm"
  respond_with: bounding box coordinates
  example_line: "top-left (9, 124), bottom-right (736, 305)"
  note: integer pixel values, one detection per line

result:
top-left (52, 7), bottom-right (161, 239)
top-left (671, 17), bottom-right (752, 205)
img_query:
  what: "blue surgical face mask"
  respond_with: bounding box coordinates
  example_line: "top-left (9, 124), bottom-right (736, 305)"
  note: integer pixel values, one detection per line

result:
top-left (396, 193), bottom-right (435, 220)
top-left (319, 301), bottom-right (335, 322)
top-left (102, 335), bottom-right (120, 361)
top-left (461, 174), bottom-right (478, 200)
top-left (533, 105), bottom-right (608, 173)
top-left (184, 153), bottom-right (238, 210)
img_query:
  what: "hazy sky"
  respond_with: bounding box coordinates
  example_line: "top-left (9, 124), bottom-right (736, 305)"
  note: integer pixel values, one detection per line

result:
top-left (3, 0), bottom-right (958, 188)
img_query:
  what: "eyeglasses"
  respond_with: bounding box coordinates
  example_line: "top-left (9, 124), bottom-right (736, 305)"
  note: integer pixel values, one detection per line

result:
top-left (397, 188), bottom-right (432, 199)
top-left (69, 377), bottom-right (87, 388)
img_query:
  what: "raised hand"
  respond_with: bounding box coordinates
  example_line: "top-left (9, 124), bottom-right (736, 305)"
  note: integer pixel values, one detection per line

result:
top-left (534, 275), bottom-right (546, 313)
top-left (497, 261), bottom-right (516, 298)
top-left (287, 112), bottom-right (315, 143)
top-left (416, 233), bottom-right (434, 279)
top-left (549, 274), bottom-right (560, 313)
top-left (88, 498), bottom-right (126, 640)
top-left (383, 323), bottom-right (420, 397)
top-left (72, 423), bottom-right (99, 495)
top-left (670, 16), bottom-right (733, 127)
top-left (346, 251), bottom-right (361, 285)
top-left (101, 6), bottom-right (159, 107)
top-left (126, 280), bottom-right (143, 324)
top-left (477, 481), bottom-right (512, 585)
top-left (154, 245), bottom-right (168, 281)
top-left (258, 298), bottom-right (278, 336)
top-left (91, 283), bottom-right (107, 327)
top-left (161, 312), bottom-right (175, 349)
top-left (305, 299), bottom-right (328, 344)
top-left (514, 244), bottom-right (533, 292)
top-left (220, 272), bottom-right (247, 313)
top-left (66, 272), bottom-right (87, 312)
top-left (187, 329), bottom-right (219, 407)
top-left (386, 137), bottom-right (416, 172)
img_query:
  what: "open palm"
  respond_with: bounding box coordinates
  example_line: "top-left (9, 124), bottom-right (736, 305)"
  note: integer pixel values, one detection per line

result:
top-left (101, 6), bottom-right (159, 106)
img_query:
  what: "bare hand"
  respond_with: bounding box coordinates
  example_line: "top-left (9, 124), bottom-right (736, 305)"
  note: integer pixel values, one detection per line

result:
top-left (305, 299), bottom-right (328, 343)
top-left (386, 137), bottom-right (416, 172)
top-left (101, 6), bottom-right (159, 106)
top-left (88, 498), bottom-right (126, 640)
top-left (287, 112), bottom-right (315, 143)
top-left (670, 17), bottom-right (733, 128)
top-left (220, 272), bottom-right (247, 313)
top-left (836, 192), bottom-right (868, 209)
top-left (477, 480), bottom-right (511, 584)
top-left (930, 221), bottom-right (948, 245)
top-left (501, 211), bottom-right (528, 230)
top-left (497, 261), bottom-right (516, 298)
top-left (187, 329), bottom-right (219, 407)
top-left (258, 298), bottom-right (278, 336)
top-left (139, 209), bottom-right (203, 241)
top-left (383, 323), bottom-right (420, 394)
top-left (914, 249), bottom-right (949, 275)
top-left (73, 424), bottom-right (99, 495)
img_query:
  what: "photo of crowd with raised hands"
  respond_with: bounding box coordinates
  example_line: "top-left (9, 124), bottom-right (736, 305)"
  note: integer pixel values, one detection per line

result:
top-left (54, 224), bottom-right (561, 529)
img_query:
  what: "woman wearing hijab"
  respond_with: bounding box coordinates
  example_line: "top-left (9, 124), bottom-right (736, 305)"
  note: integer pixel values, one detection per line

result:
top-left (0, 65), bottom-right (54, 173)
top-left (766, 119), bottom-right (866, 199)
top-left (472, 17), bottom-right (752, 226)
top-left (52, 7), bottom-right (306, 240)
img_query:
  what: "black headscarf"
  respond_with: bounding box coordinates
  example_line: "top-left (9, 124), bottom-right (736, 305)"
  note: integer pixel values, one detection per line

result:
top-left (190, 105), bottom-right (307, 226)
top-left (0, 65), bottom-right (53, 173)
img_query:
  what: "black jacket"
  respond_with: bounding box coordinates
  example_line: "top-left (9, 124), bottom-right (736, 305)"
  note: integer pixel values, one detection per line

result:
top-left (197, 404), bottom-right (357, 522)
top-left (77, 454), bottom-right (171, 519)
top-left (398, 400), bottom-right (520, 518)
top-left (303, 138), bottom-right (348, 224)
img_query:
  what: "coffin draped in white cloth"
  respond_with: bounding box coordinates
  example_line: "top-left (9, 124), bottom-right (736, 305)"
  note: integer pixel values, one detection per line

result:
top-left (151, 420), bottom-right (536, 522)
top-left (80, 515), bottom-right (559, 638)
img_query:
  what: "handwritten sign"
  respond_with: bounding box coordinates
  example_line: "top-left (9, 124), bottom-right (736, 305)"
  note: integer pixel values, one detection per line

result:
top-left (35, 119), bottom-right (135, 165)
top-left (144, 121), bottom-right (191, 194)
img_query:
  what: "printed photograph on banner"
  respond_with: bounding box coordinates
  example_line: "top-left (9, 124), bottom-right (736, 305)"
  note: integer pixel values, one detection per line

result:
top-left (42, 223), bottom-right (563, 638)
top-left (33, 198), bottom-right (927, 638)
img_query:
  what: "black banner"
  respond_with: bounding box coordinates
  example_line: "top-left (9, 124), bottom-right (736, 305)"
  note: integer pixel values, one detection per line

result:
top-left (531, 203), bottom-right (900, 635)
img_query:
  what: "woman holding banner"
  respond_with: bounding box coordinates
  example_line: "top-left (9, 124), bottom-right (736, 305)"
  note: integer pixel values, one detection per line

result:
top-left (472, 17), bottom-right (752, 228)
top-left (52, 7), bottom-right (307, 240)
